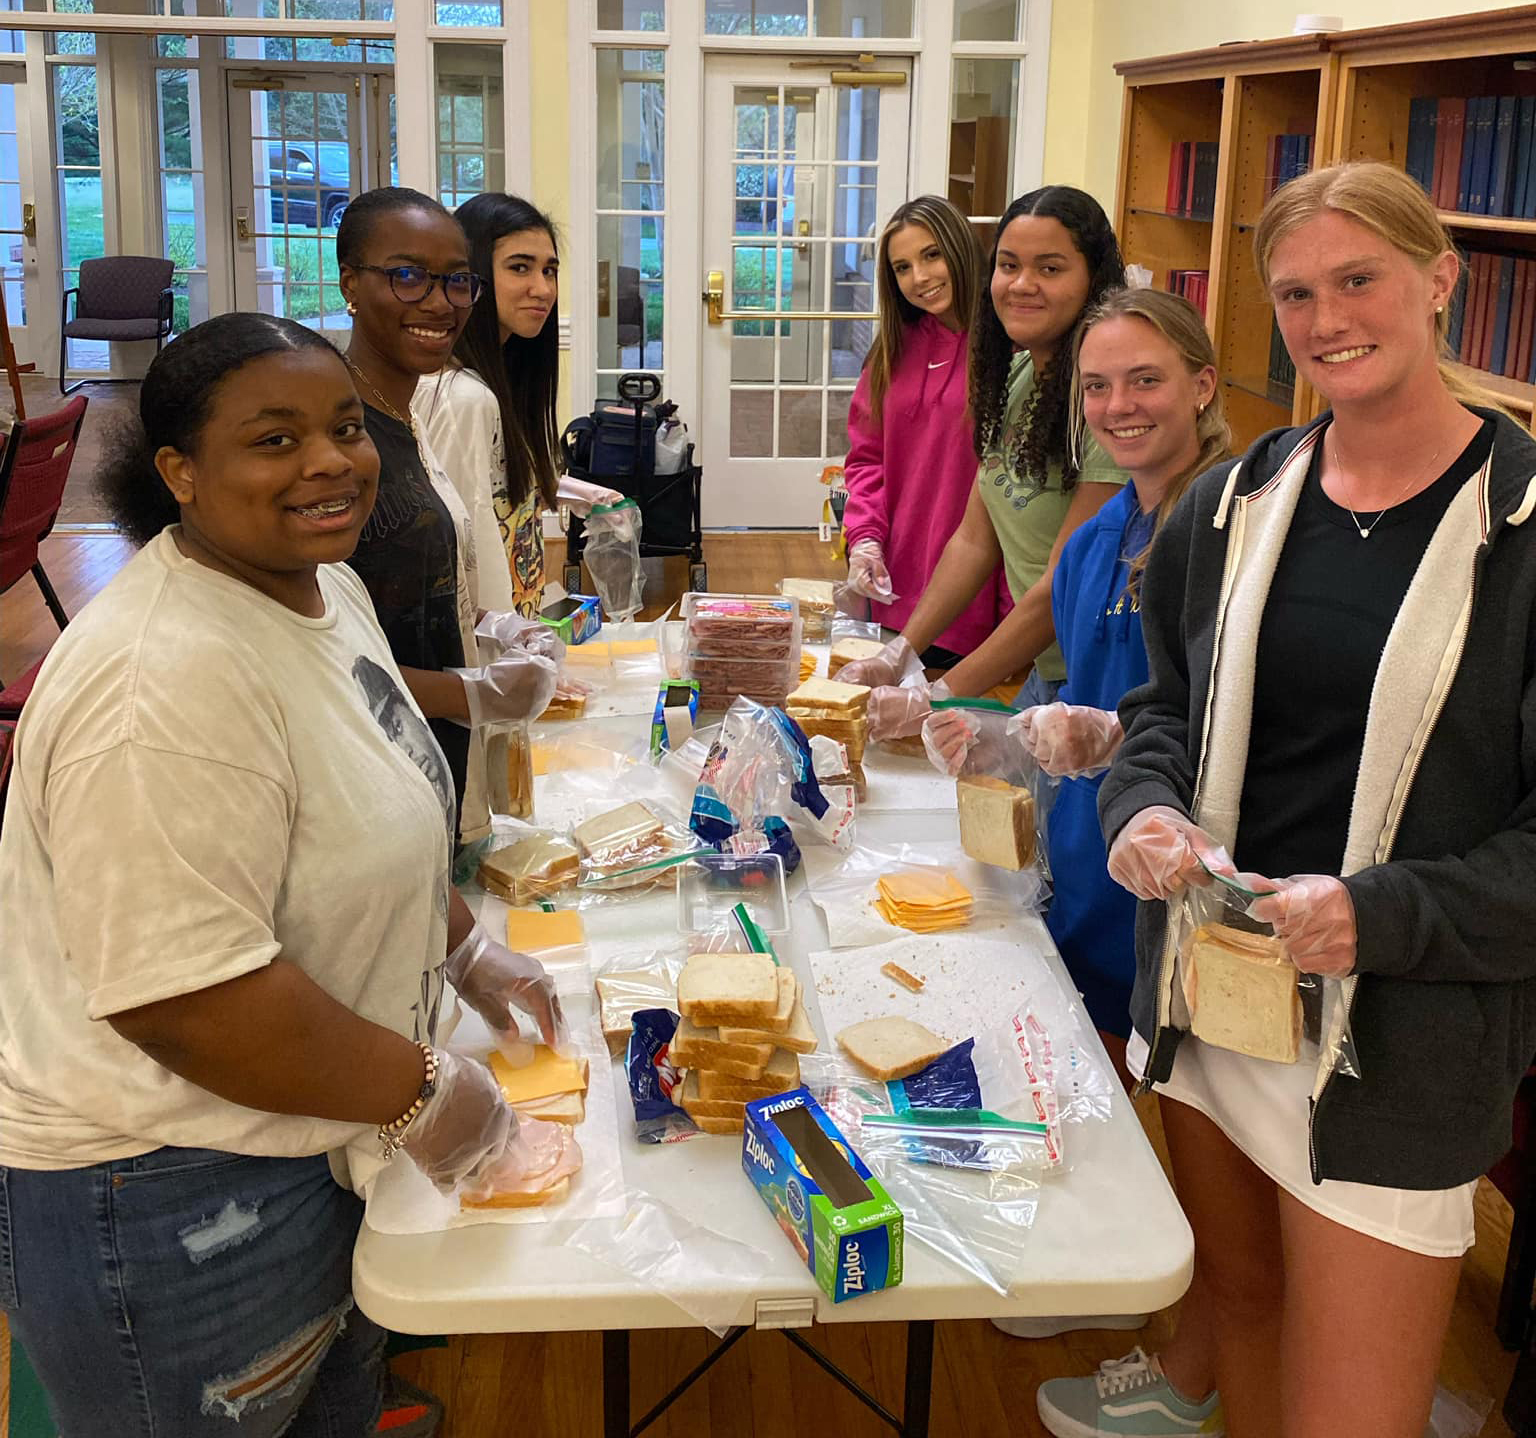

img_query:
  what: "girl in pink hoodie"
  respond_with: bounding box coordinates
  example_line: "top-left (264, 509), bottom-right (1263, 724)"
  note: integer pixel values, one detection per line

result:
top-left (841, 195), bottom-right (1011, 662)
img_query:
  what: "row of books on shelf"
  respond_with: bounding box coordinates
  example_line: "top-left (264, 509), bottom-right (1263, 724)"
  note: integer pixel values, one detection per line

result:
top-left (1167, 268), bottom-right (1209, 318)
top-left (1263, 134), bottom-right (1314, 200)
top-left (1405, 95), bottom-right (1536, 219)
top-left (1165, 141), bottom-right (1218, 220)
top-left (1452, 248), bottom-right (1536, 384)
top-left (1267, 319), bottom-right (1297, 404)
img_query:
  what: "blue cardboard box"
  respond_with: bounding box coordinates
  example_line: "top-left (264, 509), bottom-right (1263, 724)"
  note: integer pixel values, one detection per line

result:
top-left (539, 593), bottom-right (602, 647)
top-left (742, 1087), bottom-right (903, 1303)
top-left (650, 679), bottom-right (700, 757)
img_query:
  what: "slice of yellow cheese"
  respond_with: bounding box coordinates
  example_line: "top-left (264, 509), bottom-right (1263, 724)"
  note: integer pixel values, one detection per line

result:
top-left (563, 638), bottom-right (658, 663)
top-left (504, 908), bottom-right (585, 951)
top-left (877, 870), bottom-right (972, 910)
top-left (488, 1047), bottom-right (589, 1104)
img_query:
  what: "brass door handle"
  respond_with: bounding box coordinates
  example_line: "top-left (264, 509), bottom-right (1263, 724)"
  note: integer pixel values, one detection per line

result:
top-left (236, 207), bottom-right (251, 242)
top-left (21, 202), bottom-right (33, 240)
top-left (702, 269), bottom-right (875, 325)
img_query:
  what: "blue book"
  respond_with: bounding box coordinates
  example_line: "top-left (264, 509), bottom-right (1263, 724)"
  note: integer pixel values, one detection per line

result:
top-left (1281, 133), bottom-right (1299, 184)
top-left (1490, 255), bottom-right (1516, 375)
top-left (1515, 97), bottom-right (1536, 221)
top-left (1490, 96), bottom-right (1518, 216)
top-left (1459, 97), bottom-right (1484, 210)
top-left (1407, 98), bottom-right (1436, 192)
top-left (1470, 96), bottom-right (1497, 214)
top-left (1448, 260), bottom-right (1467, 356)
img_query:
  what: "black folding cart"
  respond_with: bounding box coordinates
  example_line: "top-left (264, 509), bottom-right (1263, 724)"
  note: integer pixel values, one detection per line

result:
top-left (560, 372), bottom-right (707, 597)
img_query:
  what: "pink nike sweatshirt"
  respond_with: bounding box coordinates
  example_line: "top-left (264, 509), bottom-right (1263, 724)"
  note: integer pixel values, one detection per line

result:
top-left (841, 312), bottom-right (1012, 655)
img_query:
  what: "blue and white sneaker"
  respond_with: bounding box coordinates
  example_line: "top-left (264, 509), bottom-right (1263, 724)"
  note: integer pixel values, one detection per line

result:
top-left (1036, 1347), bottom-right (1225, 1437)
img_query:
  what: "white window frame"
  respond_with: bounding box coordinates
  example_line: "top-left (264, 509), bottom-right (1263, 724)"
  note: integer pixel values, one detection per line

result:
top-left (566, 0), bottom-right (1050, 442)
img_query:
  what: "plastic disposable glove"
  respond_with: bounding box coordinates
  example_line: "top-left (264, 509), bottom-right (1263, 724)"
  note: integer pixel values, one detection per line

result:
top-left (451, 651), bottom-right (559, 728)
top-left (458, 1117), bottom-right (584, 1205)
top-left (1106, 804), bottom-right (1234, 901)
top-left (846, 539), bottom-right (897, 603)
top-left (445, 921), bottom-right (568, 1055)
top-left (1246, 874), bottom-right (1357, 978)
top-left (832, 582), bottom-right (871, 620)
top-left (922, 705), bottom-right (975, 776)
top-left (868, 682), bottom-right (935, 741)
top-left (1008, 703), bottom-right (1123, 779)
top-left (557, 475), bottom-right (625, 516)
top-left (476, 610), bottom-right (564, 664)
top-left (836, 634), bottom-right (923, 690)
top-left (401, 1048), bottom-right (516, 1193)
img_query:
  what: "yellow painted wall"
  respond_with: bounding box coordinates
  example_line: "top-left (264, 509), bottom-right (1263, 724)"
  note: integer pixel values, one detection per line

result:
top-left (527, 4), bottom-right (574, 415)
top-left (1048, 0), bottom-right (1536, 209)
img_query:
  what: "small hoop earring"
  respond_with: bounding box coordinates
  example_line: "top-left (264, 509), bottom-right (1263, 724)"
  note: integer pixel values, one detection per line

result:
top-left (1196, 402), bottom-right (1206, 416)
top-left (345, 301), bottom-right (357, 316)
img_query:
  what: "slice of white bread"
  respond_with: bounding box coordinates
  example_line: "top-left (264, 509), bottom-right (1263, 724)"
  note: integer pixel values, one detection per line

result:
top-left (572, 801), bottom-right (663, 859)
top-left (781, 578), bottom-right (836, 612)
top-left (595, 971), bottom-right (676, 1056)
top-left (836, 1016), bottom-right (947, 1081)
top-left (677, 951), bottom-right (779, 1023)
top-left (697, 1049), bottom-right (801, 1100)
top-left (828, 637), bottom-right (886, 677)
top-left (680, 1070), bottom-right (749, 1121)
top-left (512, 1090), bottom-right (586, 1125)
top-left (719, 995), bottom-right (818, 1054)
top-left (477, 834), bottom-right (579, 904)
top-left (461, 1176), bottom-right (571, 1210)
top-left (1184, 922), bottom-right (1302, 1064)
top-left (787, 676), bottom-right (870, 715)
top-left (956, 774), bottom-right (1036, 870)
top-left (669, 1015), bottom-right (774, 1077)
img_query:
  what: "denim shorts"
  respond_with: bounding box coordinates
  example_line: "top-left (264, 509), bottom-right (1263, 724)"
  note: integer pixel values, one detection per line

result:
top-left (0, 1147), bottom-right (385, 1437)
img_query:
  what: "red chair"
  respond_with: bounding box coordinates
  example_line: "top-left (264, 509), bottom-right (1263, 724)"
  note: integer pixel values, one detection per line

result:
top-left (0, 396), bottom-right (89, 645)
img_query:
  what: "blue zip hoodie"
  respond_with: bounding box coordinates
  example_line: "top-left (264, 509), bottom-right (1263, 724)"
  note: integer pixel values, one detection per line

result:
top-left (1044, 484), bottom-right (1152, 1037)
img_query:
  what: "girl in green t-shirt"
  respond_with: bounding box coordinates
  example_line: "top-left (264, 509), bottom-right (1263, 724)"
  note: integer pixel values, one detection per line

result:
top-left (839, 186), bottom-right (1131, 738)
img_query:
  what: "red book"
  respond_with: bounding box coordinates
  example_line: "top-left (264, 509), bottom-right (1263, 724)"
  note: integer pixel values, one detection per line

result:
top-left (1183, 141), bottom-right (1198, 217)
top-left (1167, 142), bottom-right (1183, 214)
top-left (1479, 251), bottom-right (1501, 372)
top-left (1431, 99), bottom-right (1453, 208)
top-left (1513, 259), bottom-right (1535, 379)
top-left (1264, 134), bottom-right (1283, 198)
top-left (1463, 251), bottom-right (1488, 366)
top-left (1437, 99), bottom-right (1466, 211)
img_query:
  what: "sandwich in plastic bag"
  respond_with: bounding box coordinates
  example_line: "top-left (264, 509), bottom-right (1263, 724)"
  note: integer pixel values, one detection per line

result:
top-left (583, 498), bottom-right (645, 621)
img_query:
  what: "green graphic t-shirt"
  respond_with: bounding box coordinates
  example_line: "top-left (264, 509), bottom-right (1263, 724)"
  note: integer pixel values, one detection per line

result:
top-left (975, 351), bottom-right (1128, 682)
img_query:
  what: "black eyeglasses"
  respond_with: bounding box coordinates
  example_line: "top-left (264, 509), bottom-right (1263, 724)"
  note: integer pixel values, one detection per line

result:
top-left (351, 263), bottom-right (484, 309)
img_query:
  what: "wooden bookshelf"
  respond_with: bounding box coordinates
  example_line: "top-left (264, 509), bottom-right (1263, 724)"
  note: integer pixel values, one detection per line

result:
top-left (1114, 35), bottom-right (1333, 450)
top-left (1114, 8), bottom-right (1536, 447)
top-left (948, 115), bottom-right (1011, 220)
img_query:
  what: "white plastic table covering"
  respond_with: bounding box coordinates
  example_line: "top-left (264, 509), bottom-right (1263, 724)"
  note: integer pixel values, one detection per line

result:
top-left (351, 645), bottom-right (1193, 1335)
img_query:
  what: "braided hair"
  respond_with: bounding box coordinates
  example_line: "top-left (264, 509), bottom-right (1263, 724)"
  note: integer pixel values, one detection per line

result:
top-left (969, 187), bottom-right (1124, 490)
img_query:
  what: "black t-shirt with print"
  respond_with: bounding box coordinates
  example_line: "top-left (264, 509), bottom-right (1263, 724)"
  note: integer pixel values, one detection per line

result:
top-left (1233, 416), bottom-right (1495, 880)
top-left (348, 402), bottom-right (469, 833)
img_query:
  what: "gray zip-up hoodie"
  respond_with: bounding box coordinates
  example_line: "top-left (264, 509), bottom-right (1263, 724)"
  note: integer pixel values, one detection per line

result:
top-left (1100, 406), bottom-right (1536, 1190)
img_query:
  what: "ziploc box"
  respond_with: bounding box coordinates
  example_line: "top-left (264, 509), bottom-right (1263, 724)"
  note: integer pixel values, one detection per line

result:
top-left (538, 592), bottom-right (602, 647)
top-left (650, 679), bottom-right (700, 758)
top-left (742, 1087), bottom-right (903, 1303)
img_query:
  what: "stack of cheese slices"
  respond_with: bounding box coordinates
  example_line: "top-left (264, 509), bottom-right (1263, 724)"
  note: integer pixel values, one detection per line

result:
top-left (874, 868), bottom-right (974, 933)
top-left (670, 952), bottom-right (818, 1134)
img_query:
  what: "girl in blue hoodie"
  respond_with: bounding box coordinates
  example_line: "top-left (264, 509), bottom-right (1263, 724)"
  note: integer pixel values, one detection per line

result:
top-left (930, 287), bottom-right (1228, 1063)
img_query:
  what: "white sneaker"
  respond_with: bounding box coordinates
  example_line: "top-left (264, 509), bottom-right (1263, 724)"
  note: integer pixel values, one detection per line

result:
top-left (991, 1313), bottom-right (1150, 1339)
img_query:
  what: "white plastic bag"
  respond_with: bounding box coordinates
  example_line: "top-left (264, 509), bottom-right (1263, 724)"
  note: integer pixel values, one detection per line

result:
top-left (584, 498), bottom-right (645, 621)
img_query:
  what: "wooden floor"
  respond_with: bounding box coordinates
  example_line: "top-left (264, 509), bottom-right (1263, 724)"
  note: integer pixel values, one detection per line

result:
top-left (0, 531), bottom-right (1521, 1437)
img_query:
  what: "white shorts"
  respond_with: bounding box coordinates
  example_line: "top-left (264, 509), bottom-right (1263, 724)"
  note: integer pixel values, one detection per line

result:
top-left (1127, 1030), bottom-right (1476, 1259)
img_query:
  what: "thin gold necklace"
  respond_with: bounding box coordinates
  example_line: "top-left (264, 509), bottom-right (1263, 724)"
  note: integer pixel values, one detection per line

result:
top-left (1329, 428), bottom-right (1443, 539)
top-left (346, 355), bottom-right (417, 437)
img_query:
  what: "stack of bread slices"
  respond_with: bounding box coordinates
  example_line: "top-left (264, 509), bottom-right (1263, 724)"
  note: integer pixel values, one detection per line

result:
top-left (670, 952), bottom-right (818, 1134)
top-left (787, 676), bottom-right (871, 799)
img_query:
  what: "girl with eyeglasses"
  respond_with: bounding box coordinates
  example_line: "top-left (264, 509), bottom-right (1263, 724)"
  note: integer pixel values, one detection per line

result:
top-left (337, 187), bottom-right (559, 855)
top-left (414, 193), bottom-right (620, 621)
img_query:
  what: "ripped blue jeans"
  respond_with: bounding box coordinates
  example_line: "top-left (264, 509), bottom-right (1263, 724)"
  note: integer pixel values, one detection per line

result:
top-left (0, 1147), bottom-right (385, 1437)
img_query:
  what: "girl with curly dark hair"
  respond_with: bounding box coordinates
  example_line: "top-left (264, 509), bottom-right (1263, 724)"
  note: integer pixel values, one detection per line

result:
top-left (839, 187), bottom-right (1130, 738)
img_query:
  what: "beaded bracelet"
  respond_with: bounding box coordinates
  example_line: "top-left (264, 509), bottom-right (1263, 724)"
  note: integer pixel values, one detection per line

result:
top-left (378, 1041), bottom-right (437, 1160)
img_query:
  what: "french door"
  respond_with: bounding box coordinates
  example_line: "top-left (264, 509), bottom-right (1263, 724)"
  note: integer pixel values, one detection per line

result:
top-left (699, 55), bottom-right (910, 528)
